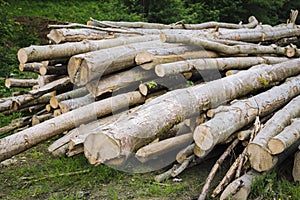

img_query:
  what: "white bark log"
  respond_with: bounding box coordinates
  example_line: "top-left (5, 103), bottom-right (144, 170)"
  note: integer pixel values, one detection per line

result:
top-left (293, 150), bottom-right (300, 181)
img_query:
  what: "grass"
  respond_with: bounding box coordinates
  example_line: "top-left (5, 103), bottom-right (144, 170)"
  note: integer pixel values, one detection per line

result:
top-left (0, 0), bottom-right (299, 199)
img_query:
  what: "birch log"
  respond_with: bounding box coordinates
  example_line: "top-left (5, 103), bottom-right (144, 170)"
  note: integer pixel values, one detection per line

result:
top-left (0, 91), bottom-right (145, 162)
top-left (83, 59), bottom-right (300, 165)
top-left (247, 95), bottom-right (300, 172)
top-left (47, 28), bottom-right (114, 44)
top-left (154, 56), bottom-right (289, 77)
top-left (161, 34), bottom-right (296, 57)
top-left (17, 35), bottom-right (158, 63)
top-left (68, 40), bottom-right (179, 86)
top-left (268, 118), bottom-right (300, 155)
top-left (5, 78), bottom-right (38, 88)
top-left (193, 75), bottom-right (300, 151)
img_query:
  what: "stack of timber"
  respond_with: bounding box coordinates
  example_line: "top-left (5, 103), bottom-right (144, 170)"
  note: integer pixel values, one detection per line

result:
top-left (1, 10), bottom-right (300, 200)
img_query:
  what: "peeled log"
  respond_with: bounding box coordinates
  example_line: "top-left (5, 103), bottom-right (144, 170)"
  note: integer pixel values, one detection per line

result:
top-left (135, 133), bottom-right (193, 163)
top-left (5, 78), bottom-right (38, 88)
top-left (268, 118), bottom-right (300, 155)
top-left (193, 75), bottom-right (300, 151)
top-left (83, 59), bottom-right (300, 165)
top-left (161, 34), bottom-right (296, 58)
top-left (247, 95), bottom-right (300, 171)
top-left (17, 35), bottom-right (158, 63)
top-left (155, 56), bottom-right (288, 77)
top-left (85, 66), bottom-right (157, 97)
top-left (47, 28), bottom-right (114, 44)
top-left (293, 150), bottom-right (300, 181)
top-left (0, 91), bottom-right (145, 162)
top-left (68, 40), bottom-right (179, 86)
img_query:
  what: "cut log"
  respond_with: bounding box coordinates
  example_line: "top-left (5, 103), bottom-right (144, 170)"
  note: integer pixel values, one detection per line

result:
top-left (0, 91), bottom-right (145, 162)
top-left (50, 87), bottom-right (88, 109)
top-left (154, 56), bottom-right (288, 77)
top-left (31, 113), bottom-right (53, 126)
top-left (176, 143), bottom-right (195, 164)
top-left (29, 77), bottom-right (72, 97)
top-left (171, 154), bottom-right (195, 177)
top-left (194, 75), bottom-right (300, 151)
top-left (138, 74), bottom-right (190, 96)
top-left (154, 164), bottom-right (179, 183)
top-left (293, 150), bottom-right (300, 181)
top-left (135, 133), bottom-right (193, 163)
top-left (0, 116), bottom-right (31, 136)
top-left (53, 109), bottom-right (62, 117)
top-left (5, 78), bottom-right (38, 88)
top-left (220, 170), bottom-right (262, 200)
top-left (136, 50), bottom-right (218, 70)
top-left (268, 118), bottom-right (300, 155)
top-left (68, 40), bottom-right (180, 86)
top-left (37, 75), bottom-right (60, 87)
top-left (39, 64), bottom-right (67, 76)
top-left (198, 138), bottom-right (240, 200)
top-left (19, 62), bottom-right (43, 73)
top-left (47, 28), bottom-right (114, 44)
top-left (58, 94), bottom-right (95, 113)
top-left (247, 95), bottom-right (300, 172)
top-left (83, 59), bottom-right (300, 165)
top-left (85, 66), bottom-right (157, 97)
top-left (161, 34), bottom-right (296, 57)
top-left (90, 16), bottom-right (258, 30)
top-left (17, 35), bottom-right (158, 63)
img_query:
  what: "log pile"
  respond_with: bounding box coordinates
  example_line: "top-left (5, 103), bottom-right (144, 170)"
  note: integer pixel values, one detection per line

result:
top-left (1, 10), bottom-right (300, 199)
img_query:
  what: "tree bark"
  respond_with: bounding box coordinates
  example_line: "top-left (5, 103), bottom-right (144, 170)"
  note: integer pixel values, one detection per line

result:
top-left (5, 78), bottom-right (38, 88)
top-left (0, 91), bottom-right (145, 162)
top-left (135, 133), bottom-right (193, 163)
top-left (161, 34), bottom-right (296, 57)
top-left (154, 56), bottom-right (288, 77)
top-left (83, 59), bottom-right (300, 165)
top-left (37, 75), bottom-right (60, 87)
top-left (247, 95), bottom-right (300, 172)
top-left (268, 118), bottom-right (300, 155)
top-left (85, 66), bottom-right (157, 97)
top-left (47, 28), bottom-right (114, 44)
top-left (293, 150), bottom-right (300, 182)
top-left (68, 40), bottom-right (180, 86)
top-left (193, 75), bottom-right (300, 151)
top-left (17, 35), bottom-right (158, 63)
top-left (58, 94), bottom-right (95, 113)
top-left (50, 87), bottom-right (88, 109)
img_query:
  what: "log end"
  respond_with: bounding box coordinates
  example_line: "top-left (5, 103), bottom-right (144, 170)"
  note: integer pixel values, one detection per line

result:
top-left (39, 66), bottom-right (47, 76)
top-left (247, 143), bottom-right (277, 172)
top-left (47, 29), bottom-right (63, 44)
top-left (17, 48), bottom-right (29, 64)
top-left (138, 84), bottom-right (148, 96)
top-left (267, 138), bottom-right (285, 155)
top-left (50, 96), bottom-right (59, 109)
top-left (5, 79), bottom-right (11, 88)
top-left (135, 51), bottom-right (154, 65)
top-left (155, 64), bottom-right (166, 77)
top-left (159, 33), bottom-right (167, 43)
top-left (193, 125), bottom-right (214, 151)
top-left (84, 132), bottom-right (121, 165)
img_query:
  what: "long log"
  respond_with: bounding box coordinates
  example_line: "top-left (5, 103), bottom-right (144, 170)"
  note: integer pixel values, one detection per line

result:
top-left (293, 150), bottom-right (300, 182)
top-left (136, 50), bottom-right (218, 70)
top-left (0, 91), bottom-right (145, 162)
top-left (68, 40), bottom-right (180, 86)
top-left (267, 118), bottom-right (300, 155)
top-left (154, 56), bottom-right (289, 77)
top-left (49, 87), bottom-right (88, 109)
top-left (135, 133), bottom-right (193, 163)
top-left (17, 35), bottom-right (158, 64)
top-left (83, 59), bottom-right (300, 165)
top-left (58, 94), bottom-right (95, 113)
top-left (193, 75), bottom-right (300, 151)
top-left (161, 34), bottom-right (297, 57)
top-left (85, 66), bottom-right (157, 97)
top-left (5, 78), bottom-right (38, 89)
top-left (247, 95), bottom-right (300, 172)
top-left (47, 28), bottom-right (114, 44)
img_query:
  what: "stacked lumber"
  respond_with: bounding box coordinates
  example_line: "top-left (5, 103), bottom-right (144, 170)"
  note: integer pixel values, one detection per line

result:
top-left (1, 10), bottom-right (300, 199)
